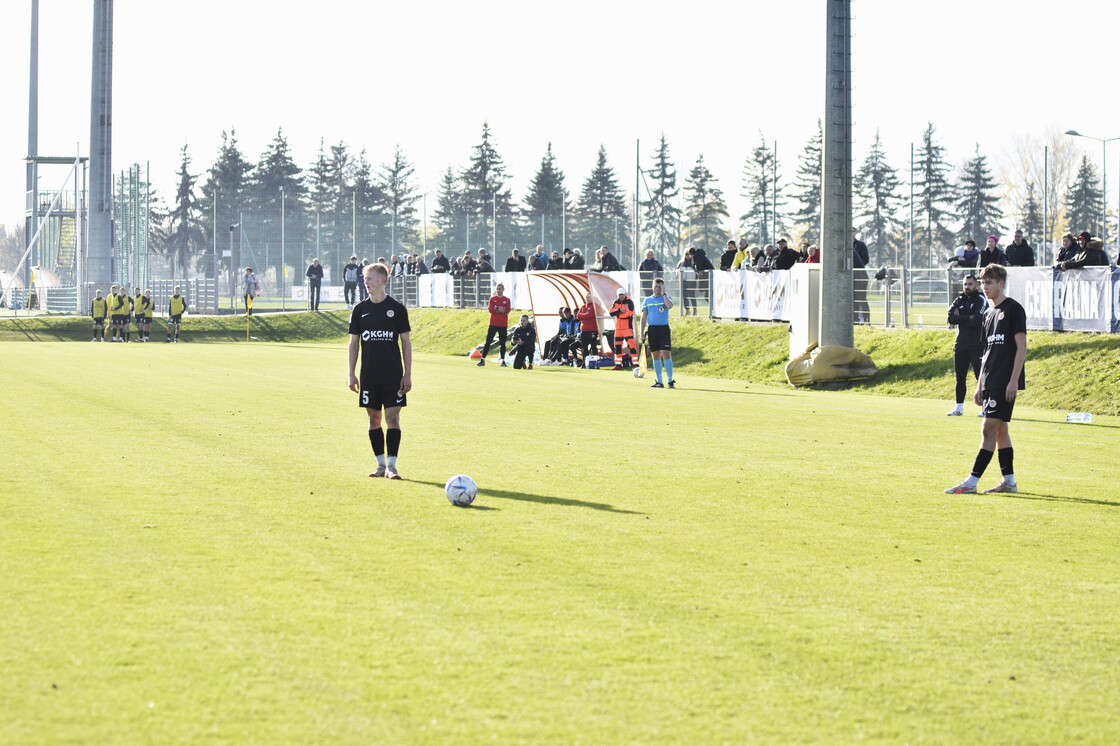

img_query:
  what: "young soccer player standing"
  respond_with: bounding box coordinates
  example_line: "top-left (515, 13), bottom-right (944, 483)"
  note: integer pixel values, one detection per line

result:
top-left (110, 286), bottom-right (131, 342)
top-left (141, 289), bottom-right (155, 341)
top-left (90, 290), bottom-right (108, 341)
top-left (133, 288), bottom-right (152, 342)
top-left (348, 263), bottom-right (412, 480)
top-left (639, 277), bottom-right (675, 388)
top-left (476, 282), bottom-right (511, 367)
top-left (166, 287), bottom-right (186, 342)
top-left (945, 264), bottom-right (1027, 495)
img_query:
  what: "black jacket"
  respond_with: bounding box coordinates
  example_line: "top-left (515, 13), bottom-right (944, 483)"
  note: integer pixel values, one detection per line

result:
top-left (477, 258), bottom-right (495, 273)
top-left (773, 248), bottom-right (800, 271)
top-left (853, 239), bottom-right (870, 267)
top-left (692, 249), bottom-right (714, 273)
top-left (979, 247), bottom-right (1007, 267)
top-left (1062, 248), bottom-right (1111, 269)
top-left (599, 252), bottom-right (624, 272)
top-left (1056, 245), bottom-right (1078, 264)
top-left (505, 255), bottom-right (527, 272)
top-left (546, 257), bottom-right (565, 270)
top-left (564, 254), bottom-right (585, 270)
top-left (306, 263), bottom-right (324, 282)
top-left (1005, 241), bottom-right (1035, 267)
top-left (948, 291), bottom-right (987, 349)
top-left (431, 255), bottom-right (451, 273)
top-left (639, 258), bottom-right (664, 272)
top-left (511, 324), bottom-right (535, 350)
top-left (719, 249), bottom-right (738, 271)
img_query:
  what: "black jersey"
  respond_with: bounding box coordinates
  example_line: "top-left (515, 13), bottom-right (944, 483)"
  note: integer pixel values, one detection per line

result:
top-left (979, 297), bottom-right (1027, 393)
top-left (348, 295), bottom-right (410, 384)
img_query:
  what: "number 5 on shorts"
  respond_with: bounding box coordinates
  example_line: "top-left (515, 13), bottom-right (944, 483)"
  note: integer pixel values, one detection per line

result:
top-left (361, 390), bottom-right (369, 406)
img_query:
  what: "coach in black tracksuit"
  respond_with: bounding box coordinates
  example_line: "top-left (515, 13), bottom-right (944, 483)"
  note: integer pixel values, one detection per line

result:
top-left (946, 274), bottom-right (987, 415)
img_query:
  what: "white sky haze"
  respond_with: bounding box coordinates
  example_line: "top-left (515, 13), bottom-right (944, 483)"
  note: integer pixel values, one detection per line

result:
top-left (2, 0), bottom-right (1119, 238)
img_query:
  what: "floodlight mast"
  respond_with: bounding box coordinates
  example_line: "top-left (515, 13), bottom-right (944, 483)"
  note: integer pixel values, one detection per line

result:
top-left (819, 0), bottom-right (854, 348)
top-left (87, 0), bottom-right (114, 291)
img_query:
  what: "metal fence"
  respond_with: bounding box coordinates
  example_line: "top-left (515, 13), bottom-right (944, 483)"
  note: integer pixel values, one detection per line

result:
top-left (376, 270), bottom-right (711, 316)
top-left (9, 266), bottom-right (1107, 331)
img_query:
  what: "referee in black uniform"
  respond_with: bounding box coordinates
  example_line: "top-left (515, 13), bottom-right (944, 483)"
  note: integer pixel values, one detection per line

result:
top-left (348, 262), bottom-right (412, 480)
top-left (945, 264), bottom-right (1027, 495)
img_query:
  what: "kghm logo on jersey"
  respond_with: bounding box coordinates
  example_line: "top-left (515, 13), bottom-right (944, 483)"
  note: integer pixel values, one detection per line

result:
top-left (362, 329), bottom-right (395, 341)
top-left (987, 332), bottom-right (1005, 344)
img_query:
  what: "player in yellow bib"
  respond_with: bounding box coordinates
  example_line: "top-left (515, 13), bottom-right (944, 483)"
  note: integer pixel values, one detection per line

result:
top-left (166, 287), bottom-right (187, 342)
top-left (110, 287), bottom-right (132, 342)
top-left (90, 290), bottom-right (109, 341)
top-left (135, 289), bottom-right (155, 342)
top-left (133, 289), bottom-right (146, 342)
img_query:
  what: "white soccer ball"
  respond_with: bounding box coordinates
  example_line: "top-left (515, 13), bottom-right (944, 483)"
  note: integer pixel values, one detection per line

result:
top-left (633, 368), bottom-right (645, 378)
top-left (444, 474), bottom-right (478, 507)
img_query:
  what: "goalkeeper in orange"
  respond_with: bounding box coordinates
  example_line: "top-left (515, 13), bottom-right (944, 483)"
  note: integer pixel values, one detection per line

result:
top-left (609, 287), bottom-right (637, 370)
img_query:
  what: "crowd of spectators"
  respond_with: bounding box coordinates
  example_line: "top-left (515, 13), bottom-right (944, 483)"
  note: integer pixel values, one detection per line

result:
top-left (949, 229), bottom-right (1114, 271)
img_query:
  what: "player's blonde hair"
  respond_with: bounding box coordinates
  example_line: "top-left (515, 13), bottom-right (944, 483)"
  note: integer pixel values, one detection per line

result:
top-left (364, 262), bottom-right (390, 279)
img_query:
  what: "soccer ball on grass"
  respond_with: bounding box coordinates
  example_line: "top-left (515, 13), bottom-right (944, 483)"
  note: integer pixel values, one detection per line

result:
top-left (444, 474), bottom-right (478, 507)
top-left (633, 368), bottom-right (644, 378)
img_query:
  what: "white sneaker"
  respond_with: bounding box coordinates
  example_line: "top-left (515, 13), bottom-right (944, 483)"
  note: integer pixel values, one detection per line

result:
top-left (944, 481), bottom-right (977, 494)
top-left (385, 466), bottom-right (401, 480)
top-left (983, 481), bottom-right (1018, 494)
top-left (369, 466), bottom-right (386, 478)
top-left (946, 407), bottom-right (963, 416)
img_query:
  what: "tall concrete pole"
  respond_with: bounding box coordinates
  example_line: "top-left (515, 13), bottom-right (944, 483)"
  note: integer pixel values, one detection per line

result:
top-left (819, 0), bottom-right (853, 348)
top-left (26, 0), bottom-right (39, 280)
top-left (87, 0), bottom-right (114, 289)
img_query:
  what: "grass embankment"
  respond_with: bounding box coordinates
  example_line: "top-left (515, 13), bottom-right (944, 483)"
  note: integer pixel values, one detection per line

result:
top-left (3, 309), bottom-right (1118, 414)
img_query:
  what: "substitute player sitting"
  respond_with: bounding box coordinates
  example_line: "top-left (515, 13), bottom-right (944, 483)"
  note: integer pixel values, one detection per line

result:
top-left (640, 277), bottom-right (675, 388)
top-left (348, 262), bottom-right (412, 480)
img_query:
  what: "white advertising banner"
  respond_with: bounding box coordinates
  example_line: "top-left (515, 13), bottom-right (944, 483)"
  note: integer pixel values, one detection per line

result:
top-left (1005, 268), bottom-right (1056, 330)
top-left (746, 270), bottom-right (789, 321)
top-left (710, 270), bottom-right (790, 321)
top-left (417, 274), bottom-right (454, 308)
top-left (1004, 267), bottom-right (1113, 332)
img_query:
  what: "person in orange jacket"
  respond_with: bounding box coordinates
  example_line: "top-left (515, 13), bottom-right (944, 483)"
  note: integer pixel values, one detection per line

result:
top-left (609, 287), bottom-right (637, 370)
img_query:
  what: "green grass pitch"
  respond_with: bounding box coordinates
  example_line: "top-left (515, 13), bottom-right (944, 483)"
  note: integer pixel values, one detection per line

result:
top-left (2, 341), bottom-right (1119, 743)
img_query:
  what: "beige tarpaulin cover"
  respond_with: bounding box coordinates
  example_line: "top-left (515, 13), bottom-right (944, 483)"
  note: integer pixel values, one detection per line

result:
top-left (785, 343), bottom-right (877, 386)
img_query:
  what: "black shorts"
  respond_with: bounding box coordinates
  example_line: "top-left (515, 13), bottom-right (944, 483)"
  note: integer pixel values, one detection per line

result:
top-left (980, 388), bottom-right (1015, 422)
top-left (169, 314), bottom-right (182, 325)
top-left (359, 382), bottom-right (407, 410)
top-left (111, 315), bottom-right (125, 325)
top-left (93, 317), bottom-right (105, 324)
top-left (647, 324), bottom-right (671, 352)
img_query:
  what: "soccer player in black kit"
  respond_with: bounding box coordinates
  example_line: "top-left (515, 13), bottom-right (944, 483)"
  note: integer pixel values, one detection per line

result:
top-left (945, 264), bottom-right (1026, 495)
top-left (348, 262), bottom-right (412, 480)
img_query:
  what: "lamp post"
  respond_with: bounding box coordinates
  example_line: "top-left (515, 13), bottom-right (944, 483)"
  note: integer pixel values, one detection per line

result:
top-left (1065, 130), bottom-right (1120, 249)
